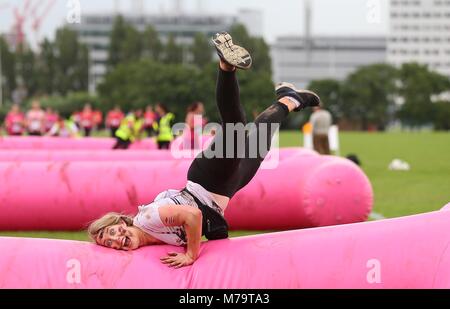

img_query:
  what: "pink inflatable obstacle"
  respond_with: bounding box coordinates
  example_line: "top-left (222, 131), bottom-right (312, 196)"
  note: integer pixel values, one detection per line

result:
top-left (0, 153), bottom-right (372, 230)
top-left (0, 135), bottom-right (214, 151)
top-left (1, 208), bottom-right (449, 288)
top-left (0, 136), bottom-right (157, 150)
top-left (0, 147), bottom-right (315, 162)
top-left (0, 149), bottom-right (195, 162)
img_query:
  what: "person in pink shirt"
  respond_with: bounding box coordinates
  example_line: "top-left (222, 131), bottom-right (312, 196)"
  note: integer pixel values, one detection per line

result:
top-left (93, 109), bottom-right (103, 131)
top-left (143, 105), bottom-right (156, 137)
top-left (44, 107), bottom-right (59, 133)
top-left (5, 104), bottom-right (25, 136)
top-left (80, 103), bottom-right (94, 137)
top-left (106, 106), bottom-right (125, 137)
top-left (184, 102), bottom-right (206, 150)
top-left (26, 100), bottom-right (45, 136)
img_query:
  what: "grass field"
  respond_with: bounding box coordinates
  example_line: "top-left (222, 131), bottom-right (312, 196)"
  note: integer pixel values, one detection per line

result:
top-left (1, 131), bottom-right (449, 241)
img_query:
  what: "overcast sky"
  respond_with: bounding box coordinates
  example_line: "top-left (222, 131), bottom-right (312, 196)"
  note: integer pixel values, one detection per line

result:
top-left (0, 0), bottom-right (389, 45)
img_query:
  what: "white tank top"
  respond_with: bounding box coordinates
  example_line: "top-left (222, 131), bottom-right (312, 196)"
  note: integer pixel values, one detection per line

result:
top-left (133, 181), bottom-right (224, 246)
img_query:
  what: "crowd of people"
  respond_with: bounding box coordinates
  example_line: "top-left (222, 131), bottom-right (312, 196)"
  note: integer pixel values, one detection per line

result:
top-left (1, 101), bottom-right (208, 150)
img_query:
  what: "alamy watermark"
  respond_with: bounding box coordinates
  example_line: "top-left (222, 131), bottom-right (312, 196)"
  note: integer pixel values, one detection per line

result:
top-left (366, 0), bottom-right (381, 24)
top-left (66, 258), bottom-right (82, 284)
top-left (170, 116), bottom-right (281, 170)
top-left (366, 258), bottom-right (382, 284)
top-left (66, 0), bottom-right (81, 24)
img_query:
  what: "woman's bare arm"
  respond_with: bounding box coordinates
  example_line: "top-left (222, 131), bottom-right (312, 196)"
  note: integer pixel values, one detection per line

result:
top-left (158, 205), bottom-right (202, 268)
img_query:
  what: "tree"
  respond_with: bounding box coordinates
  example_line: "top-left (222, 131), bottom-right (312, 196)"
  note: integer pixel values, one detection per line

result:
top-left (342, 63), bottom-right (398, 130)
top-left (397, 63), bottom-right (450, 127)
top-left (15, 44), bottom-right (38, 97)
top-left (229, 24), bottom-right (272, 74)
top-left (164, 34), bottom-right (183, 64)
top-left (0, 36), bottom-right (16, 101)
top-left (98, 59), bottom-right (203, 115)
top-left (35, 39), bottom-right (56, 95)
top-left (229, 24), bottom-right (252, 51)
top-left (433, 101), bottom-right (450, 131)
top-left (41, 92), bottom-right (100, 118)
top-left (121, 24), bottom-right (143, 63)
top-left (191, 32), bottom-right (212, 68)
top-left (308, 79), bottom-right (343, 120)
top-left (250, 37), bottom-right (272, 74)
top-left (98, 59), bottom-right (276, 123)
top-left (142, 25), bottom-right (163, 61)
top-left (107, 15), bottom-right (128, 68)
top-left (53, 27), bottom-right (89, 95)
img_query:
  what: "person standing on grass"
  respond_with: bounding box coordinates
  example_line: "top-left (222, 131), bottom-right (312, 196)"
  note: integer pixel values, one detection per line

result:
top-left (88, 32), bottom-right (320, 268)
top-left (310, 106), bottom-right (332, 155)
top-left (143, 105), bottom-right (156, 137)
top-left (106, 106), bottom-right (125, 138)
top-left (93, 109), bottom-right (103, 133)
top-left (44, 107), bottom-right (59, 133)
top-left (153, 103), bottom-right (175, 150)
top-left (80, 104), bottom-right (95, 137)
top-left (26, 100), bottom-right (45, 136)
top-left (112, 110), bottom-right (145, 150)
top-left (47, 118), bottom-right (79, 138)
top-left (184, 102), bottom-right (207, 150)
top-left (4, 104), bottom-right (25, 136)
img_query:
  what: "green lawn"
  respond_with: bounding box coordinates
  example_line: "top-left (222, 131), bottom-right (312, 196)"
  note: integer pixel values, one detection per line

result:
top-left (1, 131), bottom-right (449, 241)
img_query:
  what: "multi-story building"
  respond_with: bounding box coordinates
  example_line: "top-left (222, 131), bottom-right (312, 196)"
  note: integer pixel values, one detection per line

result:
top-left (70, 13), bottom-right (237, 92)
top-left (271, 36), bottom-right (387, 88)
top-left (388, 0), bottom-right (450, 77)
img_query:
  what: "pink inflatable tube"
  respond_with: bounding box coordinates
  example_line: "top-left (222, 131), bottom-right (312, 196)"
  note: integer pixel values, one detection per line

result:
top-left (0, 135), bottom-right (214, 151)
top-left (0, 154), bottom-right (372, 230)
top-left (0, 136), bottom-right (157, 150)
top-left (1, 208), bottom-right (449, 288)
top-left (0, 147), bottom-right (315, 162)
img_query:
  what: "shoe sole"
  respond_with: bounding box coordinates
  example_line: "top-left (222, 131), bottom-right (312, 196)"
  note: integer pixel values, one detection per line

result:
top-left (212, 32), bottom-right (252, 70)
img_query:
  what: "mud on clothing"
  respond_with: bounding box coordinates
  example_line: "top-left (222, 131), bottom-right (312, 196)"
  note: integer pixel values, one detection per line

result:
top-left (133, 181), bottom-right (225, 246)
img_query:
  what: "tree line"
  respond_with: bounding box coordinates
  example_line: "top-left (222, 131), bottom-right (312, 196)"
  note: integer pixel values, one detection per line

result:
top-left (308, 63), bottom-right (450, 131)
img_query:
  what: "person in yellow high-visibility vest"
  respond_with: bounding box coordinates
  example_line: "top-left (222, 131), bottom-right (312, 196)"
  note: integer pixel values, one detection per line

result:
top-left (153, 103), bottom-right (175, 150)
top-left (112, 110), bottom-right (145, 150)
top-left (133, 109), bottom-right (145, 142)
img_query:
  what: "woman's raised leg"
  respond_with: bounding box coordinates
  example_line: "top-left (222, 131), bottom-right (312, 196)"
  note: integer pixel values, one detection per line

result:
top-left (187, 33), bottom-right (252, 197)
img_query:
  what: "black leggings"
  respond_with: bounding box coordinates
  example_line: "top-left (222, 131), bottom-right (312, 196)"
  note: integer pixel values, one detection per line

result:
top-left (187, 69), bottom-right (289, 198)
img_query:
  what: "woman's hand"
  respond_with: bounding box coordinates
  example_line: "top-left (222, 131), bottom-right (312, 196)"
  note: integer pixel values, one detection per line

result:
top-left (161, 252), bottom-right (195, 269)
top-left (158, 206), bottom-right (202, 269)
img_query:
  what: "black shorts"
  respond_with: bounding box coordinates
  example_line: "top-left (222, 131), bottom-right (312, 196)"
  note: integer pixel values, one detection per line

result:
top-left (182, 188), bottom-right (229, 241)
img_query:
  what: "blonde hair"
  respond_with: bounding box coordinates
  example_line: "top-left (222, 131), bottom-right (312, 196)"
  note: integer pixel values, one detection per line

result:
top-left (87, 212), bottom-right (134, 242)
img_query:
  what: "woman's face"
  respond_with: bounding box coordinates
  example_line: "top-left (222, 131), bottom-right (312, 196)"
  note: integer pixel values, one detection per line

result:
top-left (32, 101), bottom-right (40, 110)
top-left (11, 105), bottom-right (19, 113)
top-left (196, 103), bottom-right (204, 114)
top-left (155, 105), bottom-right (163, 115)
top-left (96, 221), bottom-right (140, 251)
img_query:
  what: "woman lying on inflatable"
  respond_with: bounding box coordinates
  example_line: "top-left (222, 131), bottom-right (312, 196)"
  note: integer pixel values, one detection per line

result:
top-left (88, 32), bottom-right (320, 268)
